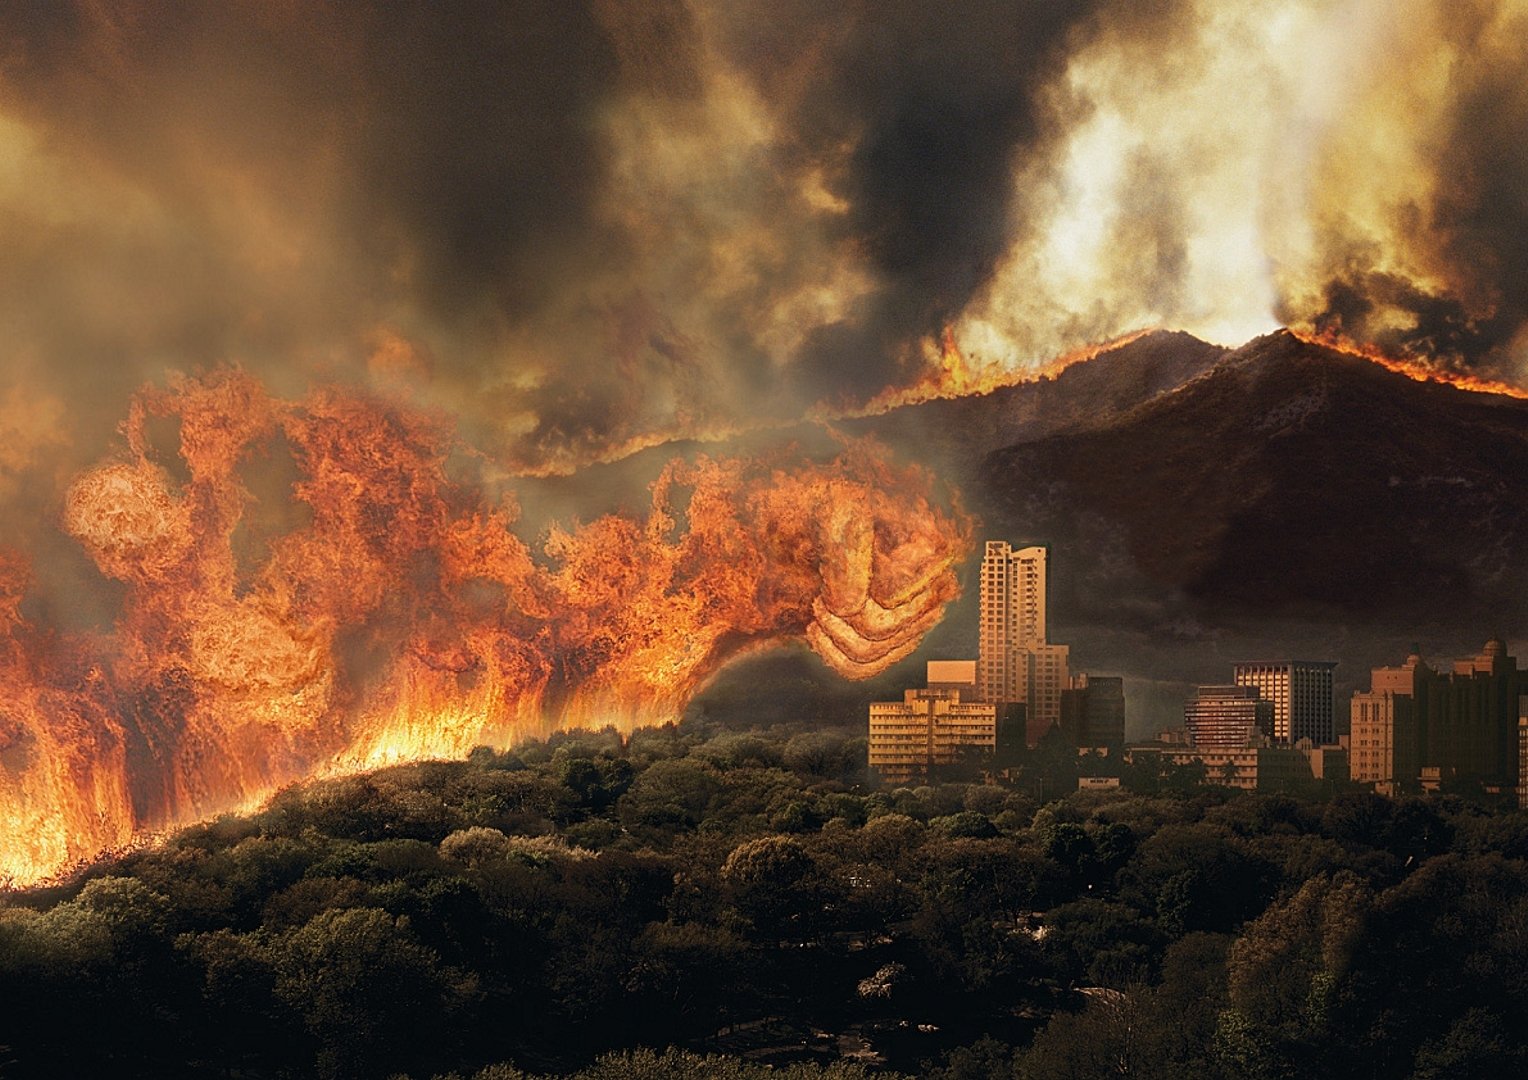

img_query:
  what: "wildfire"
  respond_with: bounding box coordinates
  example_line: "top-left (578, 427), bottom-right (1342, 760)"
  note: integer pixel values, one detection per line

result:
top-left (1288, 328), bottom-right (1528, 401)
top-left (838, 326), bottom-right (1159, 418)
top-left (0, 374), bottom-right (969, 887)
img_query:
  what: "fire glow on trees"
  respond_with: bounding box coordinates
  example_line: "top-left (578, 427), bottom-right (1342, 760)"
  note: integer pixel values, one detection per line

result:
top-left (0, 373), bottom-right (967, 885)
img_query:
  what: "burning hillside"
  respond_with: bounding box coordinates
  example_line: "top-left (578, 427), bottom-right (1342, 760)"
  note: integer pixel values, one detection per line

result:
top-left (0, 373), bottom-right (967, 886)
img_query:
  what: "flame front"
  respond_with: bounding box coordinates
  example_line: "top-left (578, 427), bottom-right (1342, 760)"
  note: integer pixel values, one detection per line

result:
top-left (1288, 328), bottom-right (1528, 400)
top-left (831, 327), bottom-right (1159, 419)
top-left (0, 373), bottom-right (968, 887)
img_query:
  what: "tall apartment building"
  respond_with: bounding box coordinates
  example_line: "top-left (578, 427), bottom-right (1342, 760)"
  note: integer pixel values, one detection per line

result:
top-left (1184, 684), bottom-right (1274, 749)
top-left (869, 661), bottom-right (998, 785)
top-left (1061, 674), bottom-right (1126, 749)
top-left (1233, 661), bottom-right (1337, 745)
top-left (977, 541), bottom-right (1068, 743)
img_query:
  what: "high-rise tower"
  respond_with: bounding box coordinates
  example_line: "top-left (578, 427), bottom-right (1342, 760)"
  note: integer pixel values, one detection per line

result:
top-left (1233, 661), bottom-right (1337, 745)
top-left (977, 541), bottom-right (1068, 739)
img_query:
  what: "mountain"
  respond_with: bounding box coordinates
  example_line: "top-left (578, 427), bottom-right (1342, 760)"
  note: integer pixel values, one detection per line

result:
top-left (947, 331), bottom-right (1528, 736)
top-left (578, 326), bottom-right (1528, 733)
top-left (514, 329), bottom-right (1227, 536)
top-left (845, 329), bottom-right (1229, 471)
top-left (976, 329), bottom-right (1528, 651)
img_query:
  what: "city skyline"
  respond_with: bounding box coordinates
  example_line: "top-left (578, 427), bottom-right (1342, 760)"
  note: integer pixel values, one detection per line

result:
top-left (875, 533), bottom-right (1526, 804)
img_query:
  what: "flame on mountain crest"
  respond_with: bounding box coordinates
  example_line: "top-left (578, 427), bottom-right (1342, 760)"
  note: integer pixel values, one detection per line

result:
top-left (1289, 328), bottom-right (1528, 401)
top-left (0, 371), bottom-right (969, 887)
top-left (839, 326), bottom-right (1160, 418)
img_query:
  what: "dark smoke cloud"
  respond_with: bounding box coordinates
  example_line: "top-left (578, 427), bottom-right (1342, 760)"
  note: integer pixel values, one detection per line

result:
top-left (0, 0), bottom-right (1112, 480)
top-left (3, 0), bottom-right (1528, 496)
top-left (708, 0), bottom-right (1098, 401)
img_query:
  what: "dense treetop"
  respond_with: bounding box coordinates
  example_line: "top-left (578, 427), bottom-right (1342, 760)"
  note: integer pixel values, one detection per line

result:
top-left (2, 720), bottom-right (1526, 1079)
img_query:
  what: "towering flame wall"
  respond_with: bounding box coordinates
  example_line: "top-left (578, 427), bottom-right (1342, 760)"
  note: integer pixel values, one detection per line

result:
top-left (0, 373), bottom-right (968, 887)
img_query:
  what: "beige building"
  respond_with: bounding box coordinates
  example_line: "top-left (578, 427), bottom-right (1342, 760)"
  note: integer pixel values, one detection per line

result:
top-left (1297, 739), bottom-right (1350, 783)
top-left (1184, 684), bottom-right (1273, 748)
top-left (1125, 744), bottom-right (1312, 791)
top-left (1518, 708), bottom-right (1528, 810)
top-left (1350, 652), bottom-right (1426, 795)
top-left (1351, 643), bottom-right (1523, 797)
top-left (927, 659), bottom-right (978, 691)
top-left (1022, 643), bottom-right (1072, 744)
top-left (976, 541), bottom-right (1069, 743)
top-left (869, 662), bottom-right (997, 784)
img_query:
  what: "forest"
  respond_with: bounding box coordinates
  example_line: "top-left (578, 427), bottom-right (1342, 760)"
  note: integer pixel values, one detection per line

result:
top-left (2, 720), bottom-right (1526, 1079)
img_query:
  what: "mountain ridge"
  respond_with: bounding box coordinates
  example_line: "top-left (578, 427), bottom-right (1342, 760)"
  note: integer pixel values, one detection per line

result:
top-left (978, 329), bottom-right (1528, 622)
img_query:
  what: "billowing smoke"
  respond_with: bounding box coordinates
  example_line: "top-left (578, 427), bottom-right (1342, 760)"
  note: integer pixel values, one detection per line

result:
top-left (959, 0), bottom-right (1528, 383)
top-left (1274, 0), bottom-right (1528, 379)
top-left (4, 1), bottom-right (1526, 479)
top-left (0, 0), bottom-right (1101, 478)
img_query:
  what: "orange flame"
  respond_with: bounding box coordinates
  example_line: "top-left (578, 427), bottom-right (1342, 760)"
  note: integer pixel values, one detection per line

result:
top-left (839, 326), bottom-right (1159, 418)
top-left (1289, 327), bottom-right (1528, 401)
top-left (0, 373), bottom-right (969, 887)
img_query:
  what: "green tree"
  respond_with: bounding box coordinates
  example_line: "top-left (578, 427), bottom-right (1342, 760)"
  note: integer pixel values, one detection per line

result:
top-left (271, 907), bottom-right (478, 1079)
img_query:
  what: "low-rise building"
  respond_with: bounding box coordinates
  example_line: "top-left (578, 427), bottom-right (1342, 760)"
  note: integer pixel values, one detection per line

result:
top-left (869, 662), bottom-right (998, 785)
top-left (1296, 738), bottom-right (1350, 783)
top-left (1184, 685), bottom-right (1273, 748)
top-left (1125, 743), bottom-right (1311, 791)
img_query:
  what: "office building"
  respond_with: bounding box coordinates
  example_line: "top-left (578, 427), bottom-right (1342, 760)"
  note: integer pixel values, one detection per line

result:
top-left (1423, 639), bottom-right (1523, 789)
top-left (1021, 643), bottom-right (1071, 744)
top-left (1350, 651), bottom-right (1427, 794)
top-left (1349, 640), bottom-right (1525, 796)
top-left (1184, 684), bottom-right (1273, 748)
top-left (1234, 661), bottom-right (1337, 745)
top-left (869, 661), bottom-right (998, 784)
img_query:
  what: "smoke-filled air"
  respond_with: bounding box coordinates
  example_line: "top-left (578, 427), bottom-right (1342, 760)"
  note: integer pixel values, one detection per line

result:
top-left (1, 0), bottom-right (1526, 882)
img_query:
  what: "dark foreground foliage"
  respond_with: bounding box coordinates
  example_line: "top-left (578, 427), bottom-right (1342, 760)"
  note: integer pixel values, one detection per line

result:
top-left (2, 721), bottom-right (1527, 1079)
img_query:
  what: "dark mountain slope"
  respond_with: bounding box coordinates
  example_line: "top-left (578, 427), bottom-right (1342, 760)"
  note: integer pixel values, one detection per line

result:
top-left (979, 330), bottom-right (1528, 624)
top-left (846, 329), bottom-right (1228, 470)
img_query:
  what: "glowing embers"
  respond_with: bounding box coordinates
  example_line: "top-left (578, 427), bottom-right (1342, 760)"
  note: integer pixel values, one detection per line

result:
top-left (0, 374), bottom-right (968, 886)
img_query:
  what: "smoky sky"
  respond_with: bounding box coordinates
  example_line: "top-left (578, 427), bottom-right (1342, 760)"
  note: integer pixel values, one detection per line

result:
top-left (0, 0), bottom-right (1106, 475)
top-left (2, 0), bottom-right (1528, 493)
top-left (708, 1), bottom-right (1098, 397)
